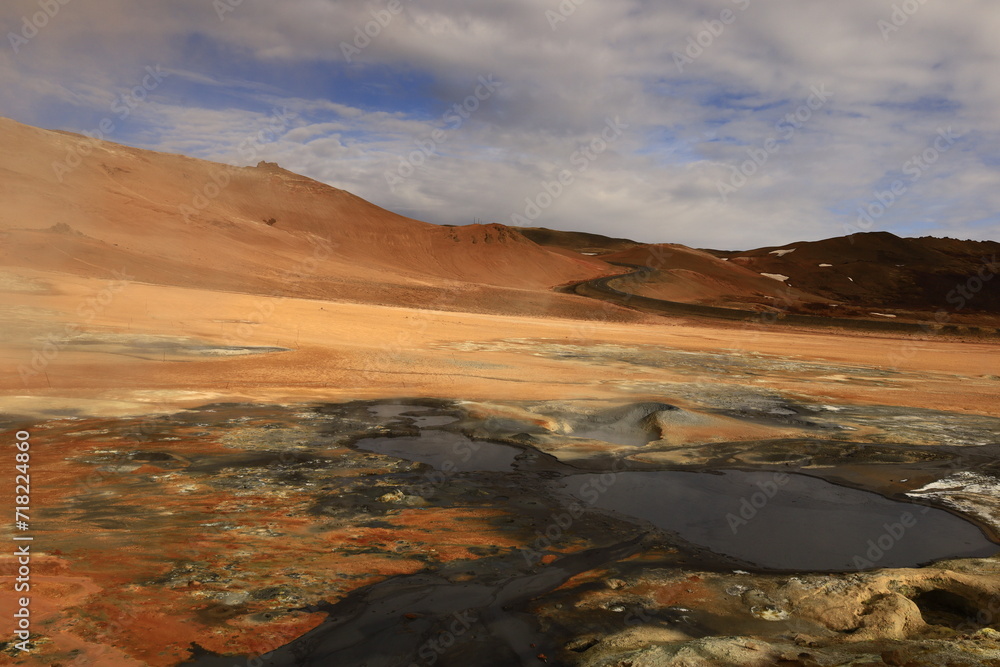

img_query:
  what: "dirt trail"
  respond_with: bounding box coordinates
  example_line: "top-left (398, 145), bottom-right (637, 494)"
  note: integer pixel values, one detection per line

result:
top-left (572, 262), bottom-right (1000, 336)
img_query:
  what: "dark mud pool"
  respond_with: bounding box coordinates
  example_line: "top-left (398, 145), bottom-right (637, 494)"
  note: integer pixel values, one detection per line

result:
top-left (353, 420), bottom-right (996, 572)
top-left (353, 403), bottom-right (996, 572)
top-left (561, 470), bottom-right (997, 571)
top-left (184, 401), bottom-right (999, 666)
top-left (356, 404), bottom-right (998, 571)
top-left (34, 398), bottom-right (1000, 667)
top-left (357, 432), bottom-right (522, 472)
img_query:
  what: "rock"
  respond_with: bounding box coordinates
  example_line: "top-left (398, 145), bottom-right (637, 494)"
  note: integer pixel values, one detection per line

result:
top-left (751, 605), bottom-right (790, 621)
top-left (851, 593), bottom-right (927, 641)
top-left (378, 489), bottom-right (405, 503)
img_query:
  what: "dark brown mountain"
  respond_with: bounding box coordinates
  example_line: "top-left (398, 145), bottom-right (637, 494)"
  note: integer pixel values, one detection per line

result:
top-left (704, 232), bottom-right (1000, 319)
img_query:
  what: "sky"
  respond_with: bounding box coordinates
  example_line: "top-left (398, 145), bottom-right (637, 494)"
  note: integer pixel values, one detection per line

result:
top-left (1, 0), bottom-right (999, 249)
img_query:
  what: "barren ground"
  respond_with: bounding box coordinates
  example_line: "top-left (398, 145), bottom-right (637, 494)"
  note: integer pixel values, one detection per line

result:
top-left (2, 267), bottom-right (1000, 666)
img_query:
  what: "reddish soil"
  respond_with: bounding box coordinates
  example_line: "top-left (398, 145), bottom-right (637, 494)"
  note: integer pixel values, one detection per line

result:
top-left (0, 117), bottom-right (998, 666)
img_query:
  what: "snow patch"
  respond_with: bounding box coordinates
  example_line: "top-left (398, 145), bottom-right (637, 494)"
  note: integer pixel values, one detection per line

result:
top-left (847, 277), bottom-right (854, 282)
top-left (871, 313), bottom-right (897, 318)
top-left (909, 472), bottom-right (1000, 496)
top-left (818, 263), bottom-right (833, 267)
top-left (907, 472), bottom-right (1000, 532)
top-left (760, 273), bottom-right (790, 282)
top-left (769, 248), bottom-right (796, 257)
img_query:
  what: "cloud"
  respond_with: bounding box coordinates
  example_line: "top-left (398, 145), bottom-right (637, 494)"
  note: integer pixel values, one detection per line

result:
top-left (1, 0), bottom-right (998, 247)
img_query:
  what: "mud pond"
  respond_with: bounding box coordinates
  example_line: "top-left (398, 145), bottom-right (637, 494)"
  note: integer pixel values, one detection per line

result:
top-left (358, 404), bottom-right (995, 573)
top-left (14, 397), bottom-right (1000, 666)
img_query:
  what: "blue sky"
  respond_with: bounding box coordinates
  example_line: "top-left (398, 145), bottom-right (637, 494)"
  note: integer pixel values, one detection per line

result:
top-left (2, 0), bottom-right (998, 248)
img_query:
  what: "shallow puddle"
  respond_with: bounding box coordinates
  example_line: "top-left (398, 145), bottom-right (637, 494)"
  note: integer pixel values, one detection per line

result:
top-left (356, 431), bottom-right (521, 472)
top-left (366, 403), bottom-right (428, 420)
top-left (562, 470), bottom-right (997, 571)
top-left (366, 403), bottom-right (459, 428)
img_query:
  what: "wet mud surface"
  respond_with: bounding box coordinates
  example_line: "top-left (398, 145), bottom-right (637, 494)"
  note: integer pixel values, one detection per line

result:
top-left (5, 394), bottom-right (1000, 666)
top-left (564, 470), bottom-right (994, 571)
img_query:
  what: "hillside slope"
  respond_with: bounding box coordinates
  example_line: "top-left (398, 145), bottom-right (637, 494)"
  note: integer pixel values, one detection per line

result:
top-left (705, 232), bottom-right (1000, 319)
top-left (513, 226), bottom-right (641, 255)
top-left (0, 117), bottom-right (614, 314)
top-left (599, 244), bottom-right (830, 312)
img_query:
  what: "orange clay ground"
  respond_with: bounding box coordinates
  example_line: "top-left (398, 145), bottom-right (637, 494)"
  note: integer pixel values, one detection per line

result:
top-left (0, 266), bottom-right (998, 665)
top-left (2, 268), bottom-right (997, 418)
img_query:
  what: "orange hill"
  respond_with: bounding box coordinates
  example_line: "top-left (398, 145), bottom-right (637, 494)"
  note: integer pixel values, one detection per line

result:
top-left (0, 117), bottom-right (619, 317)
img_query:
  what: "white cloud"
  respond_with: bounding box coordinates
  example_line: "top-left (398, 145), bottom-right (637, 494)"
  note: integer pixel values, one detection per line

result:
top-left (1, 0), bottom-right (998, 247)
